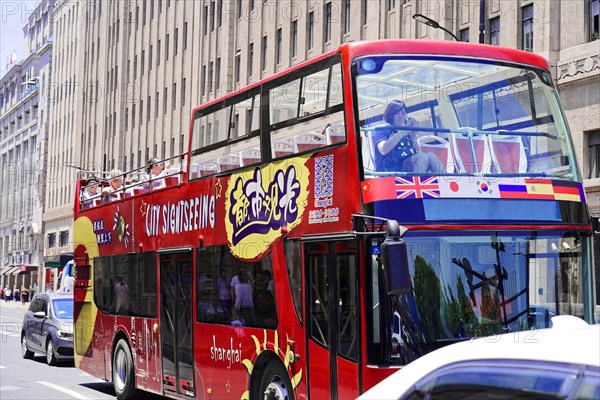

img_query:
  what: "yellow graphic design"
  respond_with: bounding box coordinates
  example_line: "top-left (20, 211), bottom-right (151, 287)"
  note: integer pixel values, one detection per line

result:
top-left (225, 157), bottom-right (310, 260)
top-left (73, 216), bottom-right (100, 368)
top-left (240, 330), bottom-right (303, 400)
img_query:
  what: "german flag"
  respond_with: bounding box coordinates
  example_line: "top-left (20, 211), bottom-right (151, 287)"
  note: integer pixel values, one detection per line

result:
top-left (551, 180), bottom-right (583, 202)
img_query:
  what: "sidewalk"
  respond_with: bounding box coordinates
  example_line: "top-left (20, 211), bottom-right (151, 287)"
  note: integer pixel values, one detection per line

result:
top-left (0, 299), bottom-right (30, 311)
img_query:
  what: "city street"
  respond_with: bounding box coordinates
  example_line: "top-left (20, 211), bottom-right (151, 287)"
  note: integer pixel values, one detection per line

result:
top-left (0, 300), bottom-right (115, 400)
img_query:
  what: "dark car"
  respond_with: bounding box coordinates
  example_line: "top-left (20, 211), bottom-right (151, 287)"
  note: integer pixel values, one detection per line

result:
top-left (21, 292), bottom-right (74, 365)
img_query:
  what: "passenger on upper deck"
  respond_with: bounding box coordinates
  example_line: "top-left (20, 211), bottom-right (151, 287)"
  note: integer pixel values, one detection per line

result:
top-left (102, 169), bottom-right (125, 201)
top-left (143, 158), bottom-right (166, 190)
top-left (374, 100), bottom-right (444, 174)
top-left (81, 178), bottom-right (100, 209)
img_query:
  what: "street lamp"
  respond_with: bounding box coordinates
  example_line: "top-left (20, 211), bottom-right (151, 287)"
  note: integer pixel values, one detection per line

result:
top-left (412, 13), bottom-right (460, 42)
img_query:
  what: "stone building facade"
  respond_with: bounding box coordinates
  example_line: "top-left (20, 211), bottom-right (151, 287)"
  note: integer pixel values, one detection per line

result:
top-left (35, 1), bottom-right (600, 273)
top-left (0, 0), bottom-right (54, 291)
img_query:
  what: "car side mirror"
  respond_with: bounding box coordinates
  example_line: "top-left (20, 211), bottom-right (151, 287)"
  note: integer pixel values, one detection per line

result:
top-left (33, 311), bottom-right (47, 318)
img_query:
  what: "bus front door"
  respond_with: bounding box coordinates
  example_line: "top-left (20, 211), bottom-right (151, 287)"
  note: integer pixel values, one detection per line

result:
top-left (305, 240), bottom-right (359, 399)
top-left (159, 251), bottom-right (195, 398)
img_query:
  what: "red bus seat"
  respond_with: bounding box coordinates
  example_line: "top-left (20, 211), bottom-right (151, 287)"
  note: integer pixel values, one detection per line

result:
top-left (272, 139), bottom-right (294, 158)
top-left (239, 147), bottom-right (261, 166)
top-left (325, 123), bottom-right (346, 145)
top-left (417, 135), bottom-right (455, 173)
top-left (217, 154), bottom-right (241, 172)
top-left (293, 131), bottom-right (326, 153)
top-left (488, 135), bottom-right (527, 174)
top-left (450, 132), bottom-right (492, 174)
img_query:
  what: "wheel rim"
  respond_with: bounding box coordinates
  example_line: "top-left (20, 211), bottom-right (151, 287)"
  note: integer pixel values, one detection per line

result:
top-left (263, 375), bottom-right (288, 400)
top-left (21, 336), bottom-right (28, 356)
top-left (46, 341), bottom-right (53, 364)
top-left (114, 347), bottom-right (127, 392)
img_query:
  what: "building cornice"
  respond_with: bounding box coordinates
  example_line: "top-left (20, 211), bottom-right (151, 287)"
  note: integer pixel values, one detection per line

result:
top-left (555, 53), bottom-right (600, 89)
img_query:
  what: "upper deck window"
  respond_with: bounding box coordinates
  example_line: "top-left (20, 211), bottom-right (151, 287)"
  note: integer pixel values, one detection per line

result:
top-left (354, 56), bottom-right (579, 182)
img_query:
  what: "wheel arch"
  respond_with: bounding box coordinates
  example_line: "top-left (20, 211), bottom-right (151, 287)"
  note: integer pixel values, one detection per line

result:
top-left (250, 350), bottom-right (291, 399)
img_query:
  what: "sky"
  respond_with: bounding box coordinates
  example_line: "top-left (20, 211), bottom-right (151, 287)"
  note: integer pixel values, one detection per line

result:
top-left (0, 1), bottom-right (40, 76)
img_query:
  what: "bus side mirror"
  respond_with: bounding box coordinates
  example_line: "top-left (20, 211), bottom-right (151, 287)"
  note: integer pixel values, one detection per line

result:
top-left (381, 221), bottom-right (411, 295)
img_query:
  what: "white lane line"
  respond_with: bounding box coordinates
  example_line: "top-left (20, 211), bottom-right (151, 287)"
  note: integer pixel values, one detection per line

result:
top-left (37, 381), bottom-right (93, 400)
top-left (0, 365), bottom-right (6, 369)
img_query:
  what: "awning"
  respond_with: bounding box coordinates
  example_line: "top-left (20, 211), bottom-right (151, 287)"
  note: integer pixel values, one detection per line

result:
top-left (1, 267), bottom-right (19, 276)
top-left (13, 265), bottom-right (38, 275)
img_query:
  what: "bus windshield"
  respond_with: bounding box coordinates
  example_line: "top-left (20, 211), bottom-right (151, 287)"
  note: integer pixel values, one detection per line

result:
top-left (354, 56), bottom-right (579, 181)
top-left (370, 229), bottom-right (592, 365)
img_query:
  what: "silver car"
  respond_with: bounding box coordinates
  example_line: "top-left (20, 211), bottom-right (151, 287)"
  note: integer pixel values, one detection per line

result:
top-left (21, 292), bottom-right (74, 365)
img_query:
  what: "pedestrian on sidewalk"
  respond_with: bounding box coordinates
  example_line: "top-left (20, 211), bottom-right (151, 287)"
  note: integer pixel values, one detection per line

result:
top-left (4, 288), bottom-right (11, 302)
top-left (21, 285), bottom-right (29, 304)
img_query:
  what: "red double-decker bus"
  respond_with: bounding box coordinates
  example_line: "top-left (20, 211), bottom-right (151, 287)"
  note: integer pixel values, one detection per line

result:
top-left (72, 40), bottom-right (598, 400)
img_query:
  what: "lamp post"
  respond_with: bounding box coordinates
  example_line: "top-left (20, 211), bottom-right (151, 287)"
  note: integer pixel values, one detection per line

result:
top-left (412, 13), bottom-right (460, 41)
top-left (479, 0), bottom-right (486, 44)
top-left (414, 0), bottom-right (486, 44)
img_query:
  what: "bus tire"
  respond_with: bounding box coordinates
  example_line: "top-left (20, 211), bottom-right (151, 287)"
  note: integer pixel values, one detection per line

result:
top-left (259, 361), bottom-right (295, 400)
top-left (112, 339), bottom-right (138, 400)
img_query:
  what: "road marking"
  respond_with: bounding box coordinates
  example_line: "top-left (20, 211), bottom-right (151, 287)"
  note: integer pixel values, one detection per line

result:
top-left (0, 385), bottom-right (24, 391)
top-left (37, 381), bottom-right (93, 400)
top-left (0, 365), bottom-right (6, 369)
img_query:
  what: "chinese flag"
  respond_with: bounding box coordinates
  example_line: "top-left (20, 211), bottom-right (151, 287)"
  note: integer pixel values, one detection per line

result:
top-left (361, 177), bottom-right (397, 204)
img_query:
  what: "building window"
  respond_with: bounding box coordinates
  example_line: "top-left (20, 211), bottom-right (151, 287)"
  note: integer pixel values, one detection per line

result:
top-left (308, 11), bottom-right (314, 49)
top-left (183, 22), bottom-right (188, 50)
top-left (172, 83), bottom-right (177, 111)
top-left (460, 28), bottom-right (469, 42)
top-left (291, 20), bottom-right (298, 57)
top-left (248, 43), bottom-right (254, 77)
top-left (203, 5), bottom-right (208, 35)
top-left (48, 233), bottom-right (56, 248)
top-left (489, 17), bottom-right (500, 45)
top-left (262, 35), bottom-right (267, 71)
top-left (210, 1), bottom-right (215, 32)
top-left (276, 28), bottom-right (282, 65)
top-left (174, 28), bottom-right (178, 56)
top-left (235, 51), bottom-right (241, 83)
top-left (388, 0), bottom-right (396, 10)
top-left (324, 2), bottom-right (332, 42)
top-left (208, 61), bottom-right (214, 93)
top-left (522, 4), bottom-right (534, 52)
top-left (343, 0), bottom-right (351, 34)
top-left (59, 231), bottom-right (69, 247)
top-left (181, 78), bottom-right (186, 106)
top-left (588, 130), bottom-right (600, 179)
top-left (166, 34), bottom-right (170, 60)
top-left (592, 0), bottom-right (599, 41)
top-left (215, 58), bottom-right (221, 90)
top-left (217, 0), bottom-right (222, 27)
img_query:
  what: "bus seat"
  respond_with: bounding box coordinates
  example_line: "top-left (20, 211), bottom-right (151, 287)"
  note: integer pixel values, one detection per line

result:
top-left (450, 132), bottom-right (492, 174)
top-left (272, 139), bottom-right (294, 158)
top-left (217, 154), bottom-right (240, 172)
top-left (239, 147), bottom-right (261, 167)
top-left (199, 161), bottom-right (218, 177)
top-left (162, 168), bottom-right (180, 186)
top-left (417, 135), bottom-right (455, 173)
top-left (294, 131), bottom-right (326, 153)
top-left (488, 135), bottom-right (527, 174)
top-left (325, 123), bottom-right (346, 145)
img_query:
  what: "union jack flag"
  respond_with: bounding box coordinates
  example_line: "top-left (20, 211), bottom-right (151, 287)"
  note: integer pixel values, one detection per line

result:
top-left (395, 176), bottom-right (440, 199)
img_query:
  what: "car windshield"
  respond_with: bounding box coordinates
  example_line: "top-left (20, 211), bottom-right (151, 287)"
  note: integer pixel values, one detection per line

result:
top-left (370, 230), bottom-right (595, 364)
top-left (354, 56), bottom-right (579, 180)
top-left (52, 298), bottom-right (73, 319)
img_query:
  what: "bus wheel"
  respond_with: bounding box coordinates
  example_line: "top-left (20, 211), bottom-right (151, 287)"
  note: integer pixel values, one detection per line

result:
top-left (259, 361), bottom-right (295, 400)
top-left (112, 339), bottom-right (138, 400)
